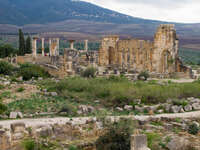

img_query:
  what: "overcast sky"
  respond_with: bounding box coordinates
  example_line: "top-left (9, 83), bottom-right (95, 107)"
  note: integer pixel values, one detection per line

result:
top-left (82, 0), bottom-right (200, 23)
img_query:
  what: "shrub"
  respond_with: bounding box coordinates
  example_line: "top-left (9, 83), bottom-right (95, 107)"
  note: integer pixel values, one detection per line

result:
top-left (0, 103), bottom-right (7, 114)
top-left (137, 71), bottom-right (150, 81)
top-left (188, 123), bottom-right (199, 135)
top-left (16, 87), bottom-right (25, 92)
top-left (23, 139), bottom-right (36, 150)
top-left (96, 119), bottom-right (136, 150)
top-left (81, 67), bottom-right (97, 78)
top-left (69, 145), bottom-right (79, 150)
top-left (146, 132), bottom-right (161, 150)
top-left (18, 63), bottom-right (50, 80)
top-left (58, 103), bottom-right (77, 116)
top-left (0, 61), bottom-right (14, 75)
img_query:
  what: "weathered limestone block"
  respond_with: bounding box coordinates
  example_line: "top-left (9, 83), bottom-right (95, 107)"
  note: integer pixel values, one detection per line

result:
top-left (167, 136), bottom-right (190, 150)
top-left (0, 130), bottom-right (11, 150)
top-left (11, 122), bottom-right (26, 141)
top-left (11, 122), bottom-right (26, 133)
top-left (131, 134), bottom-right (151, 150)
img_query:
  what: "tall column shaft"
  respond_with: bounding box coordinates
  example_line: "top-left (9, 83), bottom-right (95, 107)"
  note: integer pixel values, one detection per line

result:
top-left (85, 40), bottom-right (88, 51)
top-left (57, 38), bottom-right (60, 56)
top-left (32, 38), bottom-right (37, 58)
top-left (49, 38), bottom-right (52, 56)
top-left (42, 38), bottom-right (45, 56)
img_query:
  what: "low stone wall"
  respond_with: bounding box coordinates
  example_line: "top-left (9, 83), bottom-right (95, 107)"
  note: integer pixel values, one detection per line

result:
top-left (0, 118), bottom-right (102, 150)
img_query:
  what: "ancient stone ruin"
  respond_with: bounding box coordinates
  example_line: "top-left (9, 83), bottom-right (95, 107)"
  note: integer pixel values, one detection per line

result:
top-left (11, 24), bottom-right (191, 78)
top-left (99, 24), bottom-right (191, 78)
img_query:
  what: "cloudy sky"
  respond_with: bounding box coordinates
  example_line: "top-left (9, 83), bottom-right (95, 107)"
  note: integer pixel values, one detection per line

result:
top-left (82, 0), bottom-right (200, 23)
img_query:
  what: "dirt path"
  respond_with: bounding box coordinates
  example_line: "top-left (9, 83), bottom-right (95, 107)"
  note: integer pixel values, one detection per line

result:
top-left (1, 111), bottom-right (200, 129)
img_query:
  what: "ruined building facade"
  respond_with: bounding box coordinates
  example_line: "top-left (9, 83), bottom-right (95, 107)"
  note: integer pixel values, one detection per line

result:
top-left (99, 24), bottom-right (190, 75)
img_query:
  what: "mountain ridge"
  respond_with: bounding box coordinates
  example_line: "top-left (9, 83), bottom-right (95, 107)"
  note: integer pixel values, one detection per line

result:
top-left (0, 0), bottom-right (164, 25)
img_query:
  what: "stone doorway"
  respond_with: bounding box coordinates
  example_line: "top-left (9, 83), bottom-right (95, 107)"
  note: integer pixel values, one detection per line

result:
top-left (108, 46), bottom-right (115, 65)
top-left (161, 50), bottom-right (171, 73)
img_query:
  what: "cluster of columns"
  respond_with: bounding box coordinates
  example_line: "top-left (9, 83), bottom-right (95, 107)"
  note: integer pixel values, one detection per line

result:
top-left (32, 38), bottom-right (89, 58)
top-left (32, 37), bottom-right (60, 58)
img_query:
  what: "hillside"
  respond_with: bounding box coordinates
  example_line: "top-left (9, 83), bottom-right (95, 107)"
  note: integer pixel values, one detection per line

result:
top-left (0, 0), bottom-right (161, 25)
top-left (0, 0), bottom-right (200, 47)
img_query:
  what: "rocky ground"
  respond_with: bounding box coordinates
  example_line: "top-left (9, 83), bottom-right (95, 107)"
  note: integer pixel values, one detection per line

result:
top-left (1, 75), bottom-right (200, 150)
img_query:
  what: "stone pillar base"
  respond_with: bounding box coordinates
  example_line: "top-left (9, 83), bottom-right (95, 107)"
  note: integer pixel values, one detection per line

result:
top-left (131, 134), bottom-right (151, 150)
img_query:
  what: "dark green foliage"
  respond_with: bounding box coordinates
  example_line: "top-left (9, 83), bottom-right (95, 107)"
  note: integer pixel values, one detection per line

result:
top-left (69, 145), bottom-right (79, 150)
top-left (18, 63), bottom-right (50, 80)
top-left (0, 44), bottom-right (18, 58)
top-left (81, 67), bottom-right (97, 78)
top-left (22, 138), bottom-right (60, 150)
top-left (16, 87), bottom-right (25, 92)
top-left (137, 71), bottom-right (150, 81)
top-left (188, 123), bottom-right (199, 135)
top-left (0, 103), bottom-right (7, 114)
top-left (0, 61), bottom-right (15, 75)
top-left (25, 36), bottom-right (32, 54)
top-left (23, 139), bottom-right (36, 150)
top-left (18, 29), bottom-right (25, 56)
top-left (96, 119), bottom-right (135, 150)
top-left (58, 103), bottom-right (77, 116)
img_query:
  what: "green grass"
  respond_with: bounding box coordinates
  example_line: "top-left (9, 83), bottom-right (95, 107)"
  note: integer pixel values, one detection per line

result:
top-left (146, 132), bottom-right (162, 150)
top-left (38, 77), bottom-right (200, 107)
top-left (16, 87), bottom-right (25, 92)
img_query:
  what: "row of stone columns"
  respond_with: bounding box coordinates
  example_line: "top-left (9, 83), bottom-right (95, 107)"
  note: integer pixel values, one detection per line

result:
top-left (32, 37), bottom-right (60, 58)
top-left (32, 38), bottom-right (89, 58)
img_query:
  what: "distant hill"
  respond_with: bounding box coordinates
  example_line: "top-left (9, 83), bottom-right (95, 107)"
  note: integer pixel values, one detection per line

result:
top-left (0, 0), bottom-right (161, 25)
top-left (0, 0), bottom-right (200, 47)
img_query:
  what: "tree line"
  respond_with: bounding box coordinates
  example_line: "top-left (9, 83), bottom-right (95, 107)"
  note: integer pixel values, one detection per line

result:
top-left (0, 29), bottom-right (32, 58)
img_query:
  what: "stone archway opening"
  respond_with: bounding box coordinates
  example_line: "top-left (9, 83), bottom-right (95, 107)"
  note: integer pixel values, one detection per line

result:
top-left (161, 50), bottom-right (172, 73)
top-left (108, 46), bottom-right (115, 65)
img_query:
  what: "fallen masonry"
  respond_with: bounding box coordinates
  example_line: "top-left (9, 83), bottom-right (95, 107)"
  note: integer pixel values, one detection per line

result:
top-left (0, 111), bottom-right (200, 149)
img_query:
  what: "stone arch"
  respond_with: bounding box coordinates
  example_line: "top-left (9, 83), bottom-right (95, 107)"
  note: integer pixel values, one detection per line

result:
top-left (108, 46), bottom-right (115, 65)
top-left (161, 50), bottom-right (172, 73)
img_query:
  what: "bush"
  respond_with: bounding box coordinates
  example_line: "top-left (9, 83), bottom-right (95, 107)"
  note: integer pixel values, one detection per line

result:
top-left (18, 63), bottom-right (50, 80)
top-left (23, 139), bottom-right (36, 150)
top-left (96, 119), bottom-right (136, 150)
top-left (188, 123), bottom-right (199, 135)
top-left (16, 87), bottom-right (25, 92)
top-left (137, 71), bottom-right (150, 81)
top-left (0, 61), bottom-right (15, 75)
top-left (69, 145), bottom-right (79, 150)
top-left (81, 67), bottom-right (97, 78)
top-left (0, 103), bottom-right (7, 114)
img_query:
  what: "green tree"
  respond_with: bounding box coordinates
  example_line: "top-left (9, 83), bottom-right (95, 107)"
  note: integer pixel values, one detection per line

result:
top-left (0, 44), bottom-right (17, 58)
top-left (18, 29), bottom-right (25, 56)
top-left (25, 36), bottom-right (32, 54)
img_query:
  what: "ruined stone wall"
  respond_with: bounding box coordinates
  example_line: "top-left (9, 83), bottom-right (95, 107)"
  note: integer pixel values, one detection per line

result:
top-left (99, 24), bottom-right (191, 76)
top-left (99, 35), bottom-right (119, 66)
top-left (116, 39), bottom-right (153, 72)
top-left (153, 24), bottom-right (179, 73)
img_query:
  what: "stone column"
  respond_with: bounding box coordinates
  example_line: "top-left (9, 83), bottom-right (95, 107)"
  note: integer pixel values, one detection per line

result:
top-left (69, 40), bottom-right (75, 49)
top-left (56, 38), bottom-right (60, 56)
top-left (49, 38), bottom-right (52, 56)
top-left (85, 40), bottom-right (88, 51)
top-left (41, 38), bottom-right (45, 56)
top-left (131, 134), bottom-right (150, 150)
top-left (32, 37), bottom-right (37, 58)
